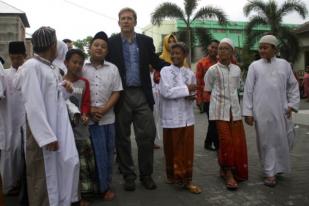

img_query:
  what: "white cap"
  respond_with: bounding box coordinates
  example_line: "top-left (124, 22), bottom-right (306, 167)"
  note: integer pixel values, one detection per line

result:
top-left (219, 38), bottom-right (234, 50)
top-left (259, 35), bottom-right (278, 47)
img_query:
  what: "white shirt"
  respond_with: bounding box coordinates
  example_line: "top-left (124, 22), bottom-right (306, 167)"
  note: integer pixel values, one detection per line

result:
top-left (82, 60), bottom-right (123, 125)
top-left (0, 63), bottom-right (5, 150)
top-left (159, 65), bottom-right (196, 128)
top-left (0, 62), bottom-right (5, 98)
top-left (204, 62), bottom-right (242, 121)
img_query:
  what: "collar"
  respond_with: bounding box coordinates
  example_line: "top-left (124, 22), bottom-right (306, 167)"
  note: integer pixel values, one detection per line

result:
top-left (262, 56), bottom-right (276, 63)
top-left (217, 61), bottom-right (232, 69)
top-left (121, 33), bottom-right (137, 43)
top-left (33, 54), bottom-right (54, 68)
top-left (85, 59), bottom-right (108, 69)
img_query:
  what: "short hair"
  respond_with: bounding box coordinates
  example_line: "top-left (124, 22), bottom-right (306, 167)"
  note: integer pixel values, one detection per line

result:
top-left (63, 39), bottom-right (72, 44)
top-left (209, 39), bottom-right (219, 44)
top-left (65, 49), bottom-right (86, 61)
top-left (118, 7), bottom-right (137, 21)
top-left (170, 42), bottom-right (188, 55)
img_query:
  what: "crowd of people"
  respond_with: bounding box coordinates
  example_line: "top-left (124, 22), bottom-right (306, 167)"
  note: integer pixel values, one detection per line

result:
top-left (0, 7), bottom-right (300, 206)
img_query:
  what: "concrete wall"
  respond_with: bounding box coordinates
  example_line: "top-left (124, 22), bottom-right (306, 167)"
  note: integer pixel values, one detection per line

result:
top-left (142, 21), bottom-right (177, 53)
top-left (0, 15), bottom-right (29, 68)
top-left (294, 32), bottom-right (309, 71)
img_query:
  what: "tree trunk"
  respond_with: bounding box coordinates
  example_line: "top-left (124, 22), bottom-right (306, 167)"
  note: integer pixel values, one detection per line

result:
top-left (187, 27), bottom-right (192, 67)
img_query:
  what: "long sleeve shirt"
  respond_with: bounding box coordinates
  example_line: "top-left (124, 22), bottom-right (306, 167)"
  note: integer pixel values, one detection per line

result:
top-left (159, 65), bottom-right (196, 128)
top-left (204, 62), bottom-right (242, 121)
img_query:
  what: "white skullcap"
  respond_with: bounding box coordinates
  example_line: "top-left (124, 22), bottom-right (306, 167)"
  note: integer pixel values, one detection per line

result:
top-left (219, 38), bottom-right (234, 50)
top-left (259, 35), bottom-right (278, 47)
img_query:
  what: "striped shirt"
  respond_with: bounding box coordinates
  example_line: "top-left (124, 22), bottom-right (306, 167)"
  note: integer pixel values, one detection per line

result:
top-left (204, 62), bottom-right (242, 121)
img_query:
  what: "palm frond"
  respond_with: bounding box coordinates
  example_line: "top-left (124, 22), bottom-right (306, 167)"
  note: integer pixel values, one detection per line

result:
top-left (193, 6), bottom-right (228, 24)
top-left (243, 0), bottom-right (267, 17)
top-left (278, 0), bottom-right (308, 19)
top-left (244, 29), bottom-right (266, 48)
top-left (278, 26), bottom-right (300, 62)
top-left (184, 0), bottom-right (198, 19)
top-left (245, 16), bottom-right (268, 34)
top-left (194, 28), bottom-right (213, 54)
top-left (151, 3), bottom-right (186, 26)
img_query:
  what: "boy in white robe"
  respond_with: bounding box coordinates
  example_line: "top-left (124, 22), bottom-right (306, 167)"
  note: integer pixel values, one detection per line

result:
top-left (14, 27), bottom-right (80, 206)
top-left (0, 41), bottom-right (27, 201)
top-left (243, 35), bottom-right (300, 187)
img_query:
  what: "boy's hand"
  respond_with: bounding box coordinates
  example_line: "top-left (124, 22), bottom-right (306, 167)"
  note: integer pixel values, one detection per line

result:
top-left (62, 80), bottom-right (73, 93)
top-left (187, 84), bottom-right (197, 92)
top-left (46, 141), bottom-right (59, 151)
top-left (81, 114), bottom-right (89, 125)
top-left (286, 107), bottom-right (293, 119)
top-left (245, 116), bottom-right (254, 126)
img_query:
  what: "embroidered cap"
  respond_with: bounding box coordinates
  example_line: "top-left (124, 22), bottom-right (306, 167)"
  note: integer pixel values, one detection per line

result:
top-left (259, 35), bottom-right (278, 47)
top-left (9, 41), bottom-right (26, 54)
top-left (32, 26), bottom-right (57, 50)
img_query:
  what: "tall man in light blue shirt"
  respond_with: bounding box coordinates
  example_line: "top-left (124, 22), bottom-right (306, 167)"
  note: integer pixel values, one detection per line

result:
top-left (107, 7), bottom-right (166, 191)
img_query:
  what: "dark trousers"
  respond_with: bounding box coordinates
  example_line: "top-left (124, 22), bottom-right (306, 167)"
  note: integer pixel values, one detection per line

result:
top-left (204, 102), bottom-right (219, 149)
top-left (19, 128), bottom-right (29, 206)
top-left (116, 88), bottom-right (156, 180)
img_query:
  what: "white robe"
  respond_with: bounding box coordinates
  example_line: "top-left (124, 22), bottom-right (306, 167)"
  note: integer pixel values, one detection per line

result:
top-left (0, 63), bottom-right (6, 150)
top-left (0, 67), bottom-right (25, 193)
top-left (53, 41), bottom-right (68, 74)
top-left (14, 58), bottom-right (80, 206)
top-left (242, 57), bottom-right (300, 177)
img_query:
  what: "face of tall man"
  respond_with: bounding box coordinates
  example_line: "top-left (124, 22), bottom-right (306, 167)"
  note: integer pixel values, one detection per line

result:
top-left (118, 11), bottom-right (136, 34)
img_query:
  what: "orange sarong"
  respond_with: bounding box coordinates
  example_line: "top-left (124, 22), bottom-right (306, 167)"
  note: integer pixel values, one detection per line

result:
top-left (163, 126), bottom-right (194, 183)
top-left (216, 120), bottom-right (248, 181)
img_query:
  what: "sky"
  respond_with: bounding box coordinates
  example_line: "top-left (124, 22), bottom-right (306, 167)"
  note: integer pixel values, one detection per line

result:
top-left (4, 0), bottom-right (309, 41)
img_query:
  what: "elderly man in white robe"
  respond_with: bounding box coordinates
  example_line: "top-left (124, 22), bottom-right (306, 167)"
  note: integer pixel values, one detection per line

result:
top-left (14, 27), bottom-right (80, 206)
top-left (243, 35), bottom-right (300, 187)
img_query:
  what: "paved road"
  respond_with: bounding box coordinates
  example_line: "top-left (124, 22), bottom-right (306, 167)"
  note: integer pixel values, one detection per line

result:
top-left (6, 101), bottom-right (309, 206)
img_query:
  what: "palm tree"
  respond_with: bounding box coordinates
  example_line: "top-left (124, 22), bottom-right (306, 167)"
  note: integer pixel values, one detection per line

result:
top-left (151, 0), bottom-right (227, 63)
top-left (243, 0), bottom-right (308, 63)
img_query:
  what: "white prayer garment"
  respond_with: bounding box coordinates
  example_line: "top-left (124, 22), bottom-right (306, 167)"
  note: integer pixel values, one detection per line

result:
top-left (53, 40), bottom-right (68, 74)
top-left (14, 56), bottom-right (80, 205)
top-left (0, 62), bottom-right (4, 99)
top-left (0, 67), bottom-right (25, 193)
top-left (159, 65), bottom-right (196, 128)
top-left (0, 63), bottom-right (5, 151)
top-left (242, 57), bottom-right (300, 177)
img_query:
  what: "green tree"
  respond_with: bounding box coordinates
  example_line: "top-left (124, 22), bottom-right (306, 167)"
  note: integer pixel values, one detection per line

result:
top-left (243, 0), bottom-right (308, 63)
top-left (74, 36), bottom-right (92, 57)
top-left (151, 0), bottom-right (227, 63)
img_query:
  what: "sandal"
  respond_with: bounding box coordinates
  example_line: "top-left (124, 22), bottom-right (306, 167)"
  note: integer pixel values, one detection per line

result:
top-left (225, 176), bottom-right (238, 190)
top-left (102, 190), bottom-right (115, 201)
top-left (185, 183), bottom-right (202, 194)
top-left (264, 177), bottom-right (276, 187)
